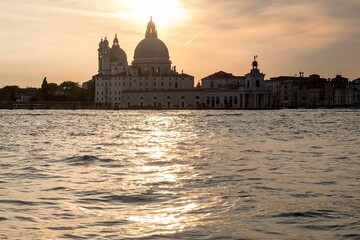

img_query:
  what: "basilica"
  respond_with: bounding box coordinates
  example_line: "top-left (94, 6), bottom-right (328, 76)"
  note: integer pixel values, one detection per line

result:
top-left (94, 17), bottom-right (272, 109)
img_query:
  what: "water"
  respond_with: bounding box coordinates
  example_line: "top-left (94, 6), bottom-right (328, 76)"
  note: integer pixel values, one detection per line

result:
top-left (0, 109), bottom-right (359, 240)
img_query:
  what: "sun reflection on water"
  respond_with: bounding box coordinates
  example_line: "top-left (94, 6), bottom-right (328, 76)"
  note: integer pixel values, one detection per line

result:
top-left (123, 113), bottom-right (210, 235)
top-left (128, 202), bottom-right (199, 233)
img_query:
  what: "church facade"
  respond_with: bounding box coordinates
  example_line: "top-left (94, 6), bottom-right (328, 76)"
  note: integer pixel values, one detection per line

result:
top-left (94, 18), bottom-right (272, 109)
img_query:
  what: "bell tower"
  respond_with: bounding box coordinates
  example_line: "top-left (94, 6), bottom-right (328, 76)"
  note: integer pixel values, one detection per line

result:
top-left (98, 37), bottom-right (111, 74)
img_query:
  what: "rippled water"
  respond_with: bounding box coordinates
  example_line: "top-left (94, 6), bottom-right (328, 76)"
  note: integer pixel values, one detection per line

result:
top-left (0, 109), bottom-right (359, 240)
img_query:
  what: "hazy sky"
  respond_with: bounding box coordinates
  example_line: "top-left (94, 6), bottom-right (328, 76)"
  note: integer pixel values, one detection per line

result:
top-left (1, 0), bottom-right (359, 87)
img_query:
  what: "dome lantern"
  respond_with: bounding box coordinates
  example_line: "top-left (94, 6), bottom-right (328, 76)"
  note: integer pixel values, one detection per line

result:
top-left (145, 16), bottom-right (158, 39)
top-left (113, 34), bottom-right (119, 46)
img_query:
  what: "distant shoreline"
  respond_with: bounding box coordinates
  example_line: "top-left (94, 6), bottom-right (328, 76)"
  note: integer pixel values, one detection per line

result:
top-left (1, 102), bottom-right (358, 111)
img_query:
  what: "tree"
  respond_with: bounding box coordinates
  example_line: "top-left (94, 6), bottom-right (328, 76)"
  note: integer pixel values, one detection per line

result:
top-left (2, 85), bottom-right (20, 101)
top-left (59, 81), bottom-right (86, 101)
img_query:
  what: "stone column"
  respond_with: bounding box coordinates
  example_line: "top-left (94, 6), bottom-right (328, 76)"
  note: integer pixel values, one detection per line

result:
top-left (242, 94), bottom-right (245, 108)
top-left (254, 94), bottom-right (257, 108)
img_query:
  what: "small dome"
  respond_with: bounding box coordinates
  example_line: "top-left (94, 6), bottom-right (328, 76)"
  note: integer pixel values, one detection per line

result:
top-left (110, 45), bottom-right (127, 63)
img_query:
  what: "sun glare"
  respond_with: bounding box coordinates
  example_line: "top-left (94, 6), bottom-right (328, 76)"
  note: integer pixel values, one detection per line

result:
top-left (124, 0), bottom-right (187, 27)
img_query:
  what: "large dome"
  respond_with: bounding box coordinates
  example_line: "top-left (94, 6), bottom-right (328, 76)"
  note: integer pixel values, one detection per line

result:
top-left (134, 38), bottom-right (169, 60)
top-left (133, 17), bottom-right (170, 63)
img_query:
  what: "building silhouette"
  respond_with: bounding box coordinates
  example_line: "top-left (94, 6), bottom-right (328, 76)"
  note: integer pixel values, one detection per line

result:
top-left (93, 18), bottom-right (272, 109)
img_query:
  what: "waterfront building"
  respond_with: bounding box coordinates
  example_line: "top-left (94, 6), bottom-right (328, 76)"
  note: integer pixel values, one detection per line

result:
top-left (325, 75), bottom-right (349, 107)
top-left (94, 17), bottom-right (194, 109)
top-left (331, 77), bottom-right (360, 108)
top-left (93, 18), bottom-right (272, 109)
top-left (352, 79), bottom-right (360, 108)
top-left (266, 74), bottom-right (327, 108)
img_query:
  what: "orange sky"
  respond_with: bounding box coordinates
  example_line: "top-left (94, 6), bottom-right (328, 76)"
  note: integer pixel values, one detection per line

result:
top-left (0, 0), bottom-right (359, 87)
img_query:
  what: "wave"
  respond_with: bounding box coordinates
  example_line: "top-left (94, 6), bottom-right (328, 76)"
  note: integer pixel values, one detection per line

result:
top-left (271, 210), bottom-right (338, 219)
top-left (64, 155), bottom-right (114, 166)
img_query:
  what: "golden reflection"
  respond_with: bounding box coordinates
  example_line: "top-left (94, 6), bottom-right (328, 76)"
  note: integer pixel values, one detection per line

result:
top-left (128, 202), bottom-right (199, 232)
top-left (125, 114), bottom-right (206, 233)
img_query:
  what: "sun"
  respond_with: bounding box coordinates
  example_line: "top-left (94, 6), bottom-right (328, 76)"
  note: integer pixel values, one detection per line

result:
top-left (123, 0), bottom-right (187, 27)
